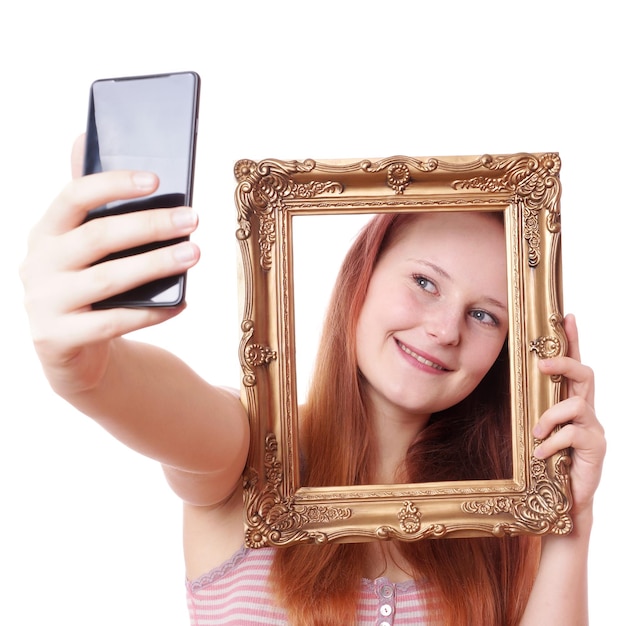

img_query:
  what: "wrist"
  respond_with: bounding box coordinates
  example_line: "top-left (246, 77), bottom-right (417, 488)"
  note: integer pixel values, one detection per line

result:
top-left (571, 505), bottom-right (594, 538)
top-left (543, 505), bottom-right (593, 550)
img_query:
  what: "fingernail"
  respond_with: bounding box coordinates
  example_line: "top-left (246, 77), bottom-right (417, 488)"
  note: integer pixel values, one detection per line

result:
top-left (173, 242), bottom-right (196, 264)
top-left (171, 207), bottom-right (198, 229)
top-left (534, 444), bottom-right (545, 459)
top-left (132, 172), bottom-right (158, 190)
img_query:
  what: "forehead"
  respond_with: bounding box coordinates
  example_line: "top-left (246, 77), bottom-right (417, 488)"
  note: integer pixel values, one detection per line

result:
top-left (385, 211), bottom-right (505, 255)
top-left (378, 212), bottom-right (508, 301)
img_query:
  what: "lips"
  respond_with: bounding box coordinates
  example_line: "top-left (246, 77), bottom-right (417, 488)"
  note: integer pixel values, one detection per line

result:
top-left (395, 339), bottom-right (450, 371)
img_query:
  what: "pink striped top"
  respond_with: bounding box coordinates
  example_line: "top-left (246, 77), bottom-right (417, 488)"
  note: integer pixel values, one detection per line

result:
top-left (186, 546), bottom-right (441, 625)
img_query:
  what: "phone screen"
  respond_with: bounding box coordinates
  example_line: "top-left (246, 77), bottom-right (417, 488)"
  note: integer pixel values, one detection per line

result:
top-left (83, 71), bottom-right (200, 308)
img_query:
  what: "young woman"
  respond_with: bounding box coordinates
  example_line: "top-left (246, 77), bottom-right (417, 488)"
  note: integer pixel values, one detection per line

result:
top-left (20, 137), bottom-right (605, 625)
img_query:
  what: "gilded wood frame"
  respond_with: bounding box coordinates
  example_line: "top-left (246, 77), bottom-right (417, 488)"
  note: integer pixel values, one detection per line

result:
top-left (234, 153), bottom-right (571, 548)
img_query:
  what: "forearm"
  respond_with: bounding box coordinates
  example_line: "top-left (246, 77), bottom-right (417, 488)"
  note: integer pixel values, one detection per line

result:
top-left (520, 510), bottom-right (592, 626)
top-left (57, 337), bottom-right (249, 475)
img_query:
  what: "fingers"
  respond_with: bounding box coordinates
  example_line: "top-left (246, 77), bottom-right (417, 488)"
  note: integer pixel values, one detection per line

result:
top-left (37, 303), bottom-right (187, 352)
top-left (64, 205), bottom-right (199, 270)
top-left (533, 395), bottom-right (600, 453)
top-left (562, 313), bottom-right (581, 362)
top-left (534, 420), bottom-right (605, 464)
top-left (534, 336), bottom-right (595, 445)
top-left (533, 312), bottom-right (604, 475)
top-left (536, 313), bottom-right (594, 408)
top-left (537, 356), bottom-right (594, 406)
top-left (21, 154), bottom-right (201, 336)
top-left (34, 170), bottom-right (159, 237)
top-left (532, 393), bottom-right (606, 516)
top-left (64, 240), bottom-right (200, 312)
top-left (22, 212), bottom-right (199, 317)
top-left (532, 381), bottom-right (604, 480)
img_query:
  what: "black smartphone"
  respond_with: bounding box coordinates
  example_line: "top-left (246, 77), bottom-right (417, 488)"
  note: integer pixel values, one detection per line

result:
top-left (83, 71), bottom-right (200, 308)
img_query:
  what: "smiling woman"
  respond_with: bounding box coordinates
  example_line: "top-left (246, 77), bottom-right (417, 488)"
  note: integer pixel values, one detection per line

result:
top-left (356, 212), bottom-right (508, 434)
top-left (299, 211), bottom-right (513, 490)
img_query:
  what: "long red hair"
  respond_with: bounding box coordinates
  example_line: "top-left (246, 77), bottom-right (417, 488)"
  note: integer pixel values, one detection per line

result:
top-left (271, 213), bottom-right (540, 625)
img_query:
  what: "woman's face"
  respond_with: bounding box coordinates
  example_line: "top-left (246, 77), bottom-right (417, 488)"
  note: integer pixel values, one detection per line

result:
top-left (355, 212), bottom-right (508, 421)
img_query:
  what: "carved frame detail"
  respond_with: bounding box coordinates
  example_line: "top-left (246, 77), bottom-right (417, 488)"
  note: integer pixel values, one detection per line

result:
top-left (234, 153), bottom-right (570, 547)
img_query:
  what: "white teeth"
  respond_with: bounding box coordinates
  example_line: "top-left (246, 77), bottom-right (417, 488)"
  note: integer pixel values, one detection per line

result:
top-left (399, 342), bottom-right (444, 370)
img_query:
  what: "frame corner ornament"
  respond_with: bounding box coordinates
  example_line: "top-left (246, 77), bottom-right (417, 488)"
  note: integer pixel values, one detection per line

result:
top-left (243, 433), bottom-right (353, 548)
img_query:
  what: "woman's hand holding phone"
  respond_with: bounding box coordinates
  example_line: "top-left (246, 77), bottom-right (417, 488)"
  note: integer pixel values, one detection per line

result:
top-left (19, 136), bottom-right (201, 398)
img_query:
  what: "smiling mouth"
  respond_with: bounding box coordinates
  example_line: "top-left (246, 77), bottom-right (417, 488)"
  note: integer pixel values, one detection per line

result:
top-left (396, 340), bottom-right (448, 371)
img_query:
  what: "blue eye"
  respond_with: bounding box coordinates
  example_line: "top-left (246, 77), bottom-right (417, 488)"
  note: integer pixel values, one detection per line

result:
top-left (412, 274), bottom-right (437, 294)
top-left (470, 309), bottom-right (499, 327)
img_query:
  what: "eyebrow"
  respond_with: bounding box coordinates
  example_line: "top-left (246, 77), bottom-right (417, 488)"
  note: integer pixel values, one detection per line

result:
top-left (414, 259), bottom-right (508, 313)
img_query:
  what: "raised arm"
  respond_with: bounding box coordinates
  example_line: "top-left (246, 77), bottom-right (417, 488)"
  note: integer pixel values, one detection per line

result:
top-left (520, 314), bottom-right (605, 625)
top-left (20, 138), bottom-right (249, 507)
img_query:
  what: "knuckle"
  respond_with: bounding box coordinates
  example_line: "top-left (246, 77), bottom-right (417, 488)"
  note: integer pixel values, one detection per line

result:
top-left (80, 219), bottom-right (112, 259)
top-left (90, 312), bottom-right (122, 341)
top-left (570, 395), bottom-right (588, 416)
top-left (56, 177), bottom-right (85, 211)
top-left (147, 208), bottom-right (181, 241)
top-left (143, 210), bottom-right (164, 238)
top-left (88, 260), bottom-right (119, 296)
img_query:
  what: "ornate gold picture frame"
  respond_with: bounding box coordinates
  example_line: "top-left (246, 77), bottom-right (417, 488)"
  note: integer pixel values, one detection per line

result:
top-left (234, 153), bottom-right (571, 548)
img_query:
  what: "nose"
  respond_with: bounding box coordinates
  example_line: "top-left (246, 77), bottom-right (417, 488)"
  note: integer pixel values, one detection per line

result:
top-left (424, 310), bottom-right (462, 346)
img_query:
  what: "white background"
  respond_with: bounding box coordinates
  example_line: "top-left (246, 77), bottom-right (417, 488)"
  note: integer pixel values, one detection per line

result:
top-left (1, 1), bottom-right (622, 623)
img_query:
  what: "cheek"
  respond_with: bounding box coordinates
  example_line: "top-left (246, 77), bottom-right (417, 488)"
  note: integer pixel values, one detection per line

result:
top-left (394, 292), bottom-right (422, 324)
top-left (356, 277), bottom-right (426, 347)
top-left (379, 286), bottom-right (421, 331)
